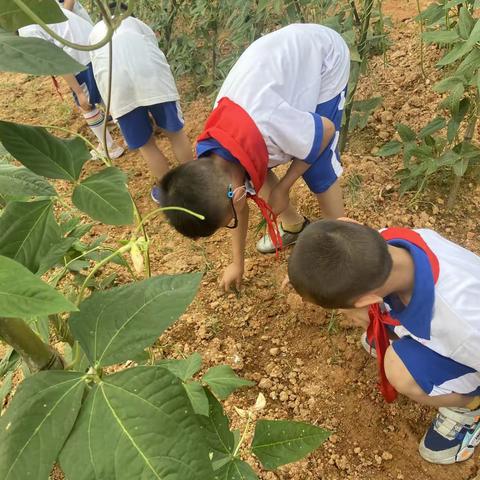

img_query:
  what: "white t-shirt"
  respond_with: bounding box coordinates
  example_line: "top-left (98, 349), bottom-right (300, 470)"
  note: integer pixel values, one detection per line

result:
top-left (18, 8), bottom-right (92, 67)
top-left (392, 229), bottom-right (480, 375)
top-left (89, 17), bottom-right (180, 119)
top-left (216, 24), bottom-right (350, 167)
top-left (56, 1), bottom-right (93, 24)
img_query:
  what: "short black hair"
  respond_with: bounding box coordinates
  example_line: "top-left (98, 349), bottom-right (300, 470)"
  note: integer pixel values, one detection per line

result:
top-left (288, 220), bottom-right (393, 309)
top-left (108, 2), bottom-right (129, 14)
top-left (159, 158), bottom-right (231, 238)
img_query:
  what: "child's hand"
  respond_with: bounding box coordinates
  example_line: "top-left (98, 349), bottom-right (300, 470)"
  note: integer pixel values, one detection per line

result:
top-left (338, 307), bottom-right (370, 329)
top-left (268, 184), bottom-right (290, 216)
top-left (220, 262), bottom-right (244, 292)
top-left (76, 90), bottom-right (92, 112)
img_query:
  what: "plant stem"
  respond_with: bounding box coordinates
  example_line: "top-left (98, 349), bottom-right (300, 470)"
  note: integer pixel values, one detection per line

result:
top-left (233, 412), bottom-right (252, 457)
top-left (131, 197), bottom-right (151, 278)
top-left (134, 206), bottom-right (205, 235)
top-left (292, 0), bottom-right (306, 22)
top-left (340, 0), bottom-right (375, 152)
top-left (102, 37), bottom-right (113, 166)
top-left (416, 0), bottom-right (427, 79)
top-left (0, 318), bottom-right (63, 372)
top-left (76, 243), bottom-right (132, 304)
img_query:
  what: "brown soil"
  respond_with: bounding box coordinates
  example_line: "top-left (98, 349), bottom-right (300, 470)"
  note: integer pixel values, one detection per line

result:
top-left (1, 1), bottom-right (479, 479)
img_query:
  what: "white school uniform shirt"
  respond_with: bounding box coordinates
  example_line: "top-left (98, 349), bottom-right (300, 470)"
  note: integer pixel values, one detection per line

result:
top-left (89, 17), bottom-right (180, 119)
top-left (18, 8), bottom-right (92, 67)
top-left (56, 1), bottom-right (93, 24)
top-left (215, 23), bottom-right (350, 168)
top-left (392, 229), bottom-right (480, 373)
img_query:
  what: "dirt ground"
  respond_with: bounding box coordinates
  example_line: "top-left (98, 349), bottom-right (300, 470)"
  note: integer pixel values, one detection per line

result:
top-left (1, 1), bottom-right (480, 479)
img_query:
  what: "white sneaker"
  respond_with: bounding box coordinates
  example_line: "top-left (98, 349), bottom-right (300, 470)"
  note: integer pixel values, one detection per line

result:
top-left (90, 143), bottom-right (125, 160)
top-left (256, 218), bottom-right (310, 254)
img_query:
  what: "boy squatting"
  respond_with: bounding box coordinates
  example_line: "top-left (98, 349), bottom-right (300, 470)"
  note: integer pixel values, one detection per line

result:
top-left (159, 24), bottom-right (350, 291)
top-left (288, 219), bottom-right (480, 464)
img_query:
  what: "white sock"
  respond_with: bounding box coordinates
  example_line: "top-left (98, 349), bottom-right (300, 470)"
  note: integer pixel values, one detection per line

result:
top-left (83, 108), bottom-right (113, 149)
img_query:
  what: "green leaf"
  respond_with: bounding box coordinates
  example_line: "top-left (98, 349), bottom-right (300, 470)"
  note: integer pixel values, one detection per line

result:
top-left (0, 371), bottom-right (85, 480)
top-left (352, 96), bottom-right (383, 113)
top-left (447, 97), bottom-right (470, 142)
top-left (36, 237), bottom-right (76, 275)
top-left (422, 30), bottom-right (460, 44)
top-left (198, 389), bottom-right (235, 458)
top-left (437, 21), bottom-right (480, 66)
top-left (155, 352), bottom-right (202, 381)
top-left (60, 367), bottom-right (214, 480)
top-left (458, 7), bottom-right (475, 39)
top-left (0, 32), bottom-right (86, 75)
top-left (456, 48), bottom-right (480, 75)
top-left (415, 3), bottom-right (445, 25)
top-left (251, 420), bottom-right (330, 470)
top-left (70, 273), bottom-right (202, 367)
top-left (376, 140), bottom-right (402, 157)
top-left (203, 365), bottom-right (254, 400)
top-left (0, 121), bottom-right (90, 181)
top-left (439, 82), bottom-right (465, 110)
top-left (433, 75), bottom-right (465, 93)
top-left (0, 0), bottom-right (65, 31)
top-left (72, 167), bottom-right (134, 225)
top-left (0, 348), bottom-right (19, 378)
top-left (0, 199), bottom-right (61, 272)
top-left (184, 381), bottom-right (209, 416)
top-left (418, 117), bottom-right (446, 138)
top-left (0, 255), bottom-right (77, 317)
top-left (0, 164), bottom-right (56, 197)
top-left (396, 123), bottom-right (416, 142)
top-left (215, 459), bottom-right (258, 480)
top-left (0, 371), bottom-right (13, 407)
top-left (453, 157), bottom-right (469, 176)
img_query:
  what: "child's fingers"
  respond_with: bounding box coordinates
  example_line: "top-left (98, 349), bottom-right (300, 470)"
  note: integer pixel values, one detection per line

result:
top-left (281, 275), bottom-right (291, 289)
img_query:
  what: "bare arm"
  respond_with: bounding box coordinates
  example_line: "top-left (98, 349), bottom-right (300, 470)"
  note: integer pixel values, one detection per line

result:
top-left (220, 197), bottom-right (249, 292)
top-left (268, 117), bottom-right (336, 214)
top-left (62, 0), bottom-right (76, 11)
top-left (62, 74), bottom-right (91, 111)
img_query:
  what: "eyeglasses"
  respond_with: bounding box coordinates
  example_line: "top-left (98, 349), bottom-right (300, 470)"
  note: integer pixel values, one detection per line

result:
top-left (226, 184), bottom-right (238, 229)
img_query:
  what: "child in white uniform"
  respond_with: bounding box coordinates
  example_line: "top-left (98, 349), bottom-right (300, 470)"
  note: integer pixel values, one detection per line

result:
top-left (159, 24), bottom-right (350, 290)
top-left (288, 220), bottom-right (480, 465)
top-left (19, 8), bottom-right (123, 158)
top-left (89, 11), bottom-right (192, 196)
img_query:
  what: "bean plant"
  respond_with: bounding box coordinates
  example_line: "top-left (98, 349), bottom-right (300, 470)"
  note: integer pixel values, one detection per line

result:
top-left (377, 0), bottom-right (480, 207)
top-left (0, 1), bottom-right (330, 479)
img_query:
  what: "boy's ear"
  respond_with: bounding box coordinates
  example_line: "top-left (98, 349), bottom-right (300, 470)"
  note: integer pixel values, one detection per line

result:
top-left (353, 292), bottom-right (383, 309)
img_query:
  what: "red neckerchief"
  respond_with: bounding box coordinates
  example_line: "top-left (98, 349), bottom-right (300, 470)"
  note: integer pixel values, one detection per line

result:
top-left (367, 227), bottom-right (440, 402)
top-left (197, 97), bottom-right (282, 251)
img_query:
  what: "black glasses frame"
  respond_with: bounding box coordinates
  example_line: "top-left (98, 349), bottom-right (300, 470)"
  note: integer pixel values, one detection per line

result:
top-left (226, 184), bottom-right (238, 229)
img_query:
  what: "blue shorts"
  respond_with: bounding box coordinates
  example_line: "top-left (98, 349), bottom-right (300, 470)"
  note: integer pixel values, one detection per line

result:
top-left (393, 337), bottom-right (480, 397)
top-left (117, 101), bottom-right (184, 149)
top-left (73, 63), bottom-right (102, 107)
top-left (302, 87), bottom-right (347, 194)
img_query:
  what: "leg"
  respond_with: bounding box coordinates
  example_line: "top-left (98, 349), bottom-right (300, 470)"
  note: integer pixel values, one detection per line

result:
top-left (260, 170), bottom-right (304, 226)
top-left (315, 178), bottom-right (345, 219)
top-left (384, 340), bottom-right (480, 464)
top-left (162, 128), bottom-right (193, 164)
top-left (139, 134), bottom-right (170, 180)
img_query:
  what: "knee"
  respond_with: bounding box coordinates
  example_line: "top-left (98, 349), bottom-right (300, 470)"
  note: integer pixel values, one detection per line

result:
top-left (384, 345), bottom-right (420, 397)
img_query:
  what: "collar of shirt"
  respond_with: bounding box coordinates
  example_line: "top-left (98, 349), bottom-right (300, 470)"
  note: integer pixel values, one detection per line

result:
top-left (384, 239), bottom-right (435, 340)
top-left (196, 138), bottom-right (239, 163)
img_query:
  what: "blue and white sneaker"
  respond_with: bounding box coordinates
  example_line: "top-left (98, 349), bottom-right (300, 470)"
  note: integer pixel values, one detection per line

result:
top-left (151, 185), bottom-right (161, 205)
top-left (419, 407), bottom-right (480, 464)
top-left (360, 331), bottom-right (377, 358)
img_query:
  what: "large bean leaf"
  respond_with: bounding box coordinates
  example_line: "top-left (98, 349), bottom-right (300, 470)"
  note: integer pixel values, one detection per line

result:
top-left (0, 164), bottom-right (56, 197)
top-left (0, 371), bottom-right (85, 480)
top-left (0, 0), bottom-right (65, 31)
top-left (70, 273), bottom-right (202, 367)
top-left (203, 365), bottom-right (254, 400)
top-left (0, 33), bottom-right (85, 75)
top-left (0, 256), bottom-right (76, 317)
top-left (0, 121), bottom-right (90, 181)
top-left (198, 389), bottom-right (235, 459)
top-left (59, 367), bottom-right (214, 480)
top-left (72, 167), bottom-right (134, 225)
top-left (215, 460), bottom-right (258, 480)
top-left (251, 420), bottom-right (330, 470)
top-left (0, 200), bottom-right (61, 272)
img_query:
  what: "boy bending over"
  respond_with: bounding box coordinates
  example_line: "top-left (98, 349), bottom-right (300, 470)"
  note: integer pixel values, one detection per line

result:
top-left (288, 220), bottom-right (480, 464)
top-left (159, 24), bottom-right (350, 290)
top-left (89, 8), bottom-right (192, 200)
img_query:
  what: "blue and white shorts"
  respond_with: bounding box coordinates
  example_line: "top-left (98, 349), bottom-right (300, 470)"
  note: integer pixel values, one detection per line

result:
top-left (302, 87), bottom-right (347, 194)
top-left (73, 63), bottom-right (102, 107)
top-left (117, 101), bottom-right (184, 149)
top-left (393, 337), bottom-right (480, 397)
